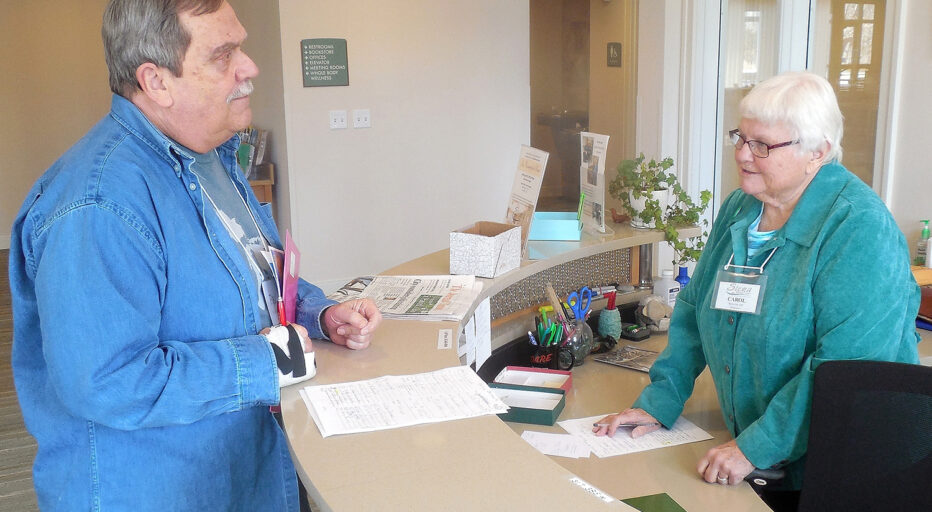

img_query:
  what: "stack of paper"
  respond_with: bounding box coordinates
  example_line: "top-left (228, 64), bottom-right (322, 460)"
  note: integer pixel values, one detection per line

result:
top-left (299, 366), bottom-right (508, 438)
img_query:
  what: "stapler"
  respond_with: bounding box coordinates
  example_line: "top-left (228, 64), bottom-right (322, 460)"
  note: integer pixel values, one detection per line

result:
top-left (619, 322), bottom-right (650, 341)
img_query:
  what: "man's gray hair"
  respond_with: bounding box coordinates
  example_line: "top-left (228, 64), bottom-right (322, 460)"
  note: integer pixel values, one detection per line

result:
top-left (739, 71), bottom-right (845, 163)
top-left (102, 0), bottom-right (224, 98)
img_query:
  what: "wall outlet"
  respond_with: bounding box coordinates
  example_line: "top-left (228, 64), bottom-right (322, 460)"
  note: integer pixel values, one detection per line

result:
top-left (352, 109), bottom-right (371, 128)
top-left (329, 110), bottom-right (347, 130)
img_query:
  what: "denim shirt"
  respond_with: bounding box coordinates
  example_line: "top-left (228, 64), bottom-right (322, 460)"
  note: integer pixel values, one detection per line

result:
top-left (634, 162), bottom-right (920, 490)
top-left (9, 95), bottom-right (335, 511)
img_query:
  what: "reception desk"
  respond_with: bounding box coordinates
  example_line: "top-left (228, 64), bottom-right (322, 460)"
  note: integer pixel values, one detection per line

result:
top-left (281, 229), bottom-right (930, 511)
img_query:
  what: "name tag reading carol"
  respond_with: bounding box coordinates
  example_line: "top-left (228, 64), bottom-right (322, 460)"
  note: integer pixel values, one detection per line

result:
top-left (712, 249), bottom-right (776, 316)
top-left (714, 281), bottom-right (762, 313)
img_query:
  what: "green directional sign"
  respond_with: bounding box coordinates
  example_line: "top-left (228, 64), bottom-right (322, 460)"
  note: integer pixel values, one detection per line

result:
top-left (301, 38), bottom-right (349, 87)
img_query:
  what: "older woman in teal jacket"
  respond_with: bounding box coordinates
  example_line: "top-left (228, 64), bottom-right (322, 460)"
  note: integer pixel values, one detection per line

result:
top-left (595, 71), bottom-right (920, 511)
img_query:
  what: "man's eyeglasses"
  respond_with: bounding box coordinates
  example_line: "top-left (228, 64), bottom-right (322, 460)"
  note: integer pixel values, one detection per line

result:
top-left (729, 129), bottom-right (799, 158)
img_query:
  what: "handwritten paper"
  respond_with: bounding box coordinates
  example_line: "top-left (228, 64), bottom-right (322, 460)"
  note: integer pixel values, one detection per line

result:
top-left (300, 366), bottom-right (508, 438)
top-left (558, 415), bottom-right (713, 458)
top-left (521, 431), bottom-right (592, 458)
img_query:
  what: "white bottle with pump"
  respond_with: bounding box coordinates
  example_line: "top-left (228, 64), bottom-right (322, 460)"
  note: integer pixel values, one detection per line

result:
top-left (653, 269), bottom-right (681, 308)
top-left (926, 237), bottom-right (932, 269)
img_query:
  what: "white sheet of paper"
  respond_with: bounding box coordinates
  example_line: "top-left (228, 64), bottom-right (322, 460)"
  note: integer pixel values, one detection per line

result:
top-left (460, 315), bottom-right (477, 366)
top-left (474, 298), bottom-right (492, 371)
top-left (300, 366), bottom-right (508, 438)
top-left (558, 414), bottom-right (713, 458)
top-left (521, 430), bottom-right (592, 458)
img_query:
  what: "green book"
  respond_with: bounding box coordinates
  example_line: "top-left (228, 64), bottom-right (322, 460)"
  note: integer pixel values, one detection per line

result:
top-left (237, 142), bottom-right (254, 176)
top-left (621, 493), bottom-right (686, 512)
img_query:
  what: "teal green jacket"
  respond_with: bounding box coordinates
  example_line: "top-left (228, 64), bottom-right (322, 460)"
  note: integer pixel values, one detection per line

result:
top-left (633, 162), bottom-right (920, 489)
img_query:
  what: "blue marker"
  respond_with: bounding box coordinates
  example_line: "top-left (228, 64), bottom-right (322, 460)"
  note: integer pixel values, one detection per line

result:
top-left (527, 331), bottom-right (538, 346)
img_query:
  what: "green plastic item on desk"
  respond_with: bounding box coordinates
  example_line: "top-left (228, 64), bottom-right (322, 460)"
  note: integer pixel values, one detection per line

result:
top-left (621, 493), bottom-right (686, 512)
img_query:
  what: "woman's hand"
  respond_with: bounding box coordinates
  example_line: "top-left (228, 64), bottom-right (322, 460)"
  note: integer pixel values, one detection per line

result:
top-left (591, 408), bottom-right (662, 438)
top-left (697, 440), bottom-right (755, 485)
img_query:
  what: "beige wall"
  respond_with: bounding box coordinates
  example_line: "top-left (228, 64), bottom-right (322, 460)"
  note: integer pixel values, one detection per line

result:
top-left (1, 0), bottom-right (111, 249)
top-left (3, 0), bottom-right (928, 278)
top-left (227, 0), bottom-right (291, 227)
top-left (590, 0), bottom-right (638, 215)
top-left (276, 0), bottom-right (530, 290)
top-left (0, 0), bottom-right (289, 249)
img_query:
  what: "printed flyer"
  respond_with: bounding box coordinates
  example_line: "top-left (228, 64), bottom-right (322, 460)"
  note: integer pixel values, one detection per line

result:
top-left (505, 145), bottom-right (550, 252)
top-left (579, 132), bottom-right (610, 233)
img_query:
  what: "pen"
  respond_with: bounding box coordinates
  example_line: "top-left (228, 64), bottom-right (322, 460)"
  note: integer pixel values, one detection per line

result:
top-left (527, 331), bottom-right (538, 346)
top-left (592, 422), bottom-right (661, 428)
top-left (277, 297), bottom-right (288, 326)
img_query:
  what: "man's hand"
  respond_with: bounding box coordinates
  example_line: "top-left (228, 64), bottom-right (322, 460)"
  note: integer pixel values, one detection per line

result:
top-left (260, 323), bottom-right (315, 387)
top-left (323, 299), bottom-right (382, 350)
top-left (591, 408), bottom-right (662, 438)
top-left (261, 323), bottom-right (312, 352)
top-left (697, 440), bottom-right (755, 485)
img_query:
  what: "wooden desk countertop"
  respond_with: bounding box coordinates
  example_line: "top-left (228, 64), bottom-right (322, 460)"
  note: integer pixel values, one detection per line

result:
top-left (281, 236), bottom-right (932, 511)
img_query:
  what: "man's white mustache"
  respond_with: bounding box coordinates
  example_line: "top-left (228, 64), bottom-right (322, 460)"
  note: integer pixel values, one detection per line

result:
top-left (227, 79), bottom-right (254, 103)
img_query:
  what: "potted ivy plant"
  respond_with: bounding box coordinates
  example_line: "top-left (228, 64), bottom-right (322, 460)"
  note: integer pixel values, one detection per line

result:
top-left (609, 153), bottom-right (712, 286)
top-left (663, 185), bottom-right (711, 287)
top-left (608, 154), bottom-right (675, 229)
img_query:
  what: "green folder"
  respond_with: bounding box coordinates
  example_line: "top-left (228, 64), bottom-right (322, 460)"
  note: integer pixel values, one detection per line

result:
top-left (621, 493), bottom-right (686, 512)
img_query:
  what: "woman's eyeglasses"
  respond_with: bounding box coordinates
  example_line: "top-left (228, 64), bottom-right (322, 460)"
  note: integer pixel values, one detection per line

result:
top-left (729, 129), bottom-right (799, 158)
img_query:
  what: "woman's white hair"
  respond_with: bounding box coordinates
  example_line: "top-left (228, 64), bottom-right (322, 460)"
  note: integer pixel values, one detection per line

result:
top-left (739, 71), bottom-right (844, 163)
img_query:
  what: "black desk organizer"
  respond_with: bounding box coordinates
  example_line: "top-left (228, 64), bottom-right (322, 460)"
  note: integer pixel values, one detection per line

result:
top-left (477, 303), bottom-right (639, 382)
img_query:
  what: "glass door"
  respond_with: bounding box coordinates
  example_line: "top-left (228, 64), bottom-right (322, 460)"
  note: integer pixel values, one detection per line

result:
top-left (719, 0), bottom-right (783, 204)
top-left (715, 0), bottom-right (887, 209)
top-left (814, 1), bottom-right (885, 185)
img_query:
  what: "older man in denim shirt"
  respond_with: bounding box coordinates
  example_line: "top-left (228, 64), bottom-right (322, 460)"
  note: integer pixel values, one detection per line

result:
top-left (8, 1), bottom-right (382, 510)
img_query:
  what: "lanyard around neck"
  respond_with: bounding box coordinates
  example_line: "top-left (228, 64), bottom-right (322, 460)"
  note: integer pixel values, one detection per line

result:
top-left (722, 247), bottom-right (778, 274)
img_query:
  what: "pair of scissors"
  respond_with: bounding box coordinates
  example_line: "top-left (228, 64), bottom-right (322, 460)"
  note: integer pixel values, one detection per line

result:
top-left (567, 286), bottom-right (592, 321)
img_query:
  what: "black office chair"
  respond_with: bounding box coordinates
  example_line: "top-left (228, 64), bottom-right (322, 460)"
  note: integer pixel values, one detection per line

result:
top-left (798, 359), bottom-right (932, 511)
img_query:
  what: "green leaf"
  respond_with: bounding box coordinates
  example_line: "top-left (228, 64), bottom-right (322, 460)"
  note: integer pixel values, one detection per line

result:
top-left (609, 153), bottom-right (712, 266)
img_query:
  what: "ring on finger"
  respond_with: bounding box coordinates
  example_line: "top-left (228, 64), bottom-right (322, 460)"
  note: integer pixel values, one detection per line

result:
top-left (717, 475), bottom-right (729, 484)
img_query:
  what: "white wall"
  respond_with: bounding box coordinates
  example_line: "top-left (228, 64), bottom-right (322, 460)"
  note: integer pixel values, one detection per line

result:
top-left (276, 0), bottom-right (530, 290)
top-left (889, 0), bottom-right (932, 253)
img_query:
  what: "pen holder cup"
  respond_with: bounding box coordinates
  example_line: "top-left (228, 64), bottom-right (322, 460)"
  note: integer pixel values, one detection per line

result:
top-left (530, 344), bottom-right (575, 371)
top-left (564, 320), bottom-right (594, 366)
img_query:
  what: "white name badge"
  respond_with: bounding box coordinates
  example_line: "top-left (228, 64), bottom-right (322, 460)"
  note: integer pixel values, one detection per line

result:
top-left (712, 270), bottom-right (768, 315)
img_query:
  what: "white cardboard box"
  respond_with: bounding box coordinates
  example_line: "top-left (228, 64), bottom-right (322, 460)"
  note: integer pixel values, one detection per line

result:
top-left (449, 222), bottom-right (521, 278)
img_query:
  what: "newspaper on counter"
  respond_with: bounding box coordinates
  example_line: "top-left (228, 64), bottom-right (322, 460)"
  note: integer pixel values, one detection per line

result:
top-left (326, 275), bottom-right (374, 302)
top-left (356, 275), bottom-right (483, 321)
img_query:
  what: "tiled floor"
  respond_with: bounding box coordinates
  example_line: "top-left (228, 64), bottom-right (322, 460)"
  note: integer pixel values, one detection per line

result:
top-left (0, 249), bottom-right (39, 510)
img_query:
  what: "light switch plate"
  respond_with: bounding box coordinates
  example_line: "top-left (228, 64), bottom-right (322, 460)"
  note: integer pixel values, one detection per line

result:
top-left (329, 110), bottom-right (347, 130)
top-left (352, 109), bottom-right (371, 128)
